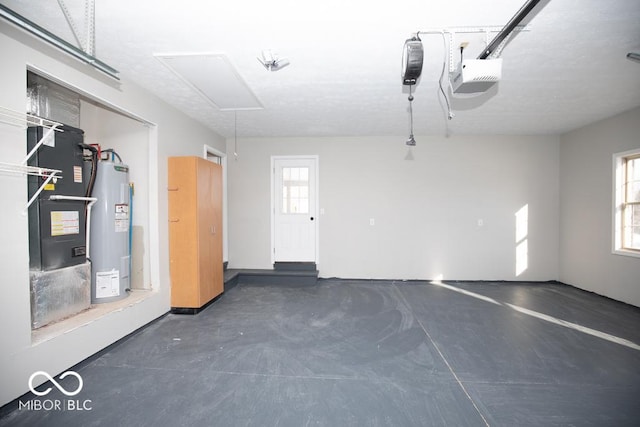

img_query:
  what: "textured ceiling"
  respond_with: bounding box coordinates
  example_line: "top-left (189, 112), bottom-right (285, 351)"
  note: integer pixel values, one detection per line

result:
top-left (2, 0), bottom-right (640, 138)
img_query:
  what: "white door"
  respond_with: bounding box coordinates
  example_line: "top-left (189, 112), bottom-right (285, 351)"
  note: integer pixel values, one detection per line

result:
top-left (272, 156), bottom-right (318, 262)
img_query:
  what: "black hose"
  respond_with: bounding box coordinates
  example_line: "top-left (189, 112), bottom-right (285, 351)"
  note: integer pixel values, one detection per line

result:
top-left (79, 144), bottom-right (98, 259)
top-left (79, 143), bottom-right (98, 198)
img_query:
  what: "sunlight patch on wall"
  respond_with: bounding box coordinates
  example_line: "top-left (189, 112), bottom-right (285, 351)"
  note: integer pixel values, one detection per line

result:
top-left (515, 204), bottom-right (529, 276)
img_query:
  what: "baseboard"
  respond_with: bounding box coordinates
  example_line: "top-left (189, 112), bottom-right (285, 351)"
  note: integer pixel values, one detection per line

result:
top-left (170, 293), bottom-right (223, 315)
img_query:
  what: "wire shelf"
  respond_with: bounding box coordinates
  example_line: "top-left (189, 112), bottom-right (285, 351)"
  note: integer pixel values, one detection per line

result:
top-left (0, 105), bottom-right (64, 212)
top-left (0, 106), bottom-right (64, 130)
top-left (0, 161), bottom-right (61, 178)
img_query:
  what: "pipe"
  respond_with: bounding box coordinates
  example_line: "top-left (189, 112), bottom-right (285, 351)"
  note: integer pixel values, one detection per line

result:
top-left (101, 148), bottom-right (122, 163)
top-left (477, 0), bottom-right (545, 59)
top-left (49, 195), bottom-right (97, 258)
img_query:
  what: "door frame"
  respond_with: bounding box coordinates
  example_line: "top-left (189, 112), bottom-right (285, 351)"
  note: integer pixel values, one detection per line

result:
top-left (203, 144), bottom-right (228, 264)
top-left (270, 155), bottom-right (319, 265)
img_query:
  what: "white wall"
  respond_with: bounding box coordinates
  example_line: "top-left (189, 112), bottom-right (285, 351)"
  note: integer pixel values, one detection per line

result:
top-left (0, 23), bottom-right (225, 406)
top-left (560, 107), bottom-right (640, 307)
top-left (227, 134), bottom-right (560, 281)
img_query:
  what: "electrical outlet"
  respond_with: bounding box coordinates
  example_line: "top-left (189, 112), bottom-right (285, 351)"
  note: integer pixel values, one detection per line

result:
top-left (369, 218), bottom-right (375, 226)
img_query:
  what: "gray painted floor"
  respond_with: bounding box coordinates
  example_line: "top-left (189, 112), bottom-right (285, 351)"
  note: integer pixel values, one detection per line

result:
top-left (2, 279), bottom-right (640, 426)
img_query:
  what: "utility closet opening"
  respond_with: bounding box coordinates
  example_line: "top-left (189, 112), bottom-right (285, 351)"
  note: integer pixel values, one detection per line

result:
top-left (25, 70), bottom-right (154, 343)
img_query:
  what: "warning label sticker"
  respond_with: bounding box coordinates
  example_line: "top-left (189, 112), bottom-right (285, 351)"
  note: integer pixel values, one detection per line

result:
top-left (73, 166), bottom-right (83, 183)
top-left (96, 270), bottom-right (120, 298)
top-left (115, 204), bottom-right (129, 233)
top-left (50, 211), bottom-right (79, 236)
top-left (115, 204), bottom-right (129, 219)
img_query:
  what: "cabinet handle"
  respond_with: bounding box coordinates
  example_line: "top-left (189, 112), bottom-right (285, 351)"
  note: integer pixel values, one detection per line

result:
top-left (169, 219), bottom-right (180, 223)
top-left (167, 187), bottom-right (179, 191)
top-left (211, 226), bottom-right (216, 234)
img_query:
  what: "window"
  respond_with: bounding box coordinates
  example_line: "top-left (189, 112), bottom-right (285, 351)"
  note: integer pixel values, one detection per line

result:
top-left (614, 150), bottom-right (640, 256)
top-left (282, 167), bottom-right (309, 214)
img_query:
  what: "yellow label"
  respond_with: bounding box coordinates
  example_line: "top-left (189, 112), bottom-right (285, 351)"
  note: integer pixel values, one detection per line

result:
top-left (50, 211), bottom-right (79, 236)
top-left (44, 183), bottom-right (55, 191)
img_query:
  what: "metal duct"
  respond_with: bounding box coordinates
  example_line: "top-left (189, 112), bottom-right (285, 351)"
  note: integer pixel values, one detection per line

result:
top-left (0, 4), bottom-right (119, 80)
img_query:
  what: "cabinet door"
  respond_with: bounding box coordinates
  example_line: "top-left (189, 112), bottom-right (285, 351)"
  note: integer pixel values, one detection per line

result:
top-left (169, 156), bottom-right (223, 308)
top-left (196, 159), bottom-right (223, 304)
top-left (196, 158), bottom-right (214, 305)
top-left (168, 157), bottom-right (198, 307)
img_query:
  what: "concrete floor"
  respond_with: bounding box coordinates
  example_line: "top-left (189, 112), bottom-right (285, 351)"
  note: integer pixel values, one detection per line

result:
top-left (2, 279), bottom-right (640, 426)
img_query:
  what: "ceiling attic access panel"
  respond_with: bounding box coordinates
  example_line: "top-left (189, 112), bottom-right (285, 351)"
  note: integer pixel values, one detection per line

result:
top-left (155, 53), bottom-right (264, 111)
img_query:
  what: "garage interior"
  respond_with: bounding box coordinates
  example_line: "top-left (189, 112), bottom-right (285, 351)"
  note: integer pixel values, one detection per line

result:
top-left (0, 1), bottom-right (639, 425)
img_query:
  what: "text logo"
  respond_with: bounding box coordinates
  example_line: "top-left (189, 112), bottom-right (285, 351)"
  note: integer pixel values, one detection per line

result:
top-left (28, 371), bottom-right (84, 397)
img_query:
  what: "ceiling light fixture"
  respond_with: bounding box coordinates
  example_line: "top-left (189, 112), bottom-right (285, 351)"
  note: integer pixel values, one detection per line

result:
top-left (258, 50), bottom-right (290, 71)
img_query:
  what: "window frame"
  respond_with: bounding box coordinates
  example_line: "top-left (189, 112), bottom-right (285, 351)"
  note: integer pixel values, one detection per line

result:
top-left (613, 149), bottom-right (640, 258)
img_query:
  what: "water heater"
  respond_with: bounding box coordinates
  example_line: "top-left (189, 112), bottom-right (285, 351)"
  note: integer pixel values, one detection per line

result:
top-left (90, 161), bottom-right (130, 303)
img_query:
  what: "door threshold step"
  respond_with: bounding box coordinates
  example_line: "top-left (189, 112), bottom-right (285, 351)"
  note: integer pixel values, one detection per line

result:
top-left (224, 268), bottom-right (318, 288)
top-left (273, 262), bottom-right (317, 271)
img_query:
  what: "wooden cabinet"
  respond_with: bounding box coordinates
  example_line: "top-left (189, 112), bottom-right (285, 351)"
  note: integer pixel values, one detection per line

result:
top-left (168, 156), bottom-right (223, 309)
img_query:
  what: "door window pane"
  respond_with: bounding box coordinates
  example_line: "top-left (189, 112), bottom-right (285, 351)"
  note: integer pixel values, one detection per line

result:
top-left (282, 167), bottom-right (309, 214)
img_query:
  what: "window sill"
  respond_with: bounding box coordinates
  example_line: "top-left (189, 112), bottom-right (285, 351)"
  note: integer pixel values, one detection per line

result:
top-left (612, 249), bottom-right (640, 259)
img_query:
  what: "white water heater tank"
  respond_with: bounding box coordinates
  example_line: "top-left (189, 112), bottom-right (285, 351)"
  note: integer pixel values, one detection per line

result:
top-left (90, 161), bottom-right (130, 304)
